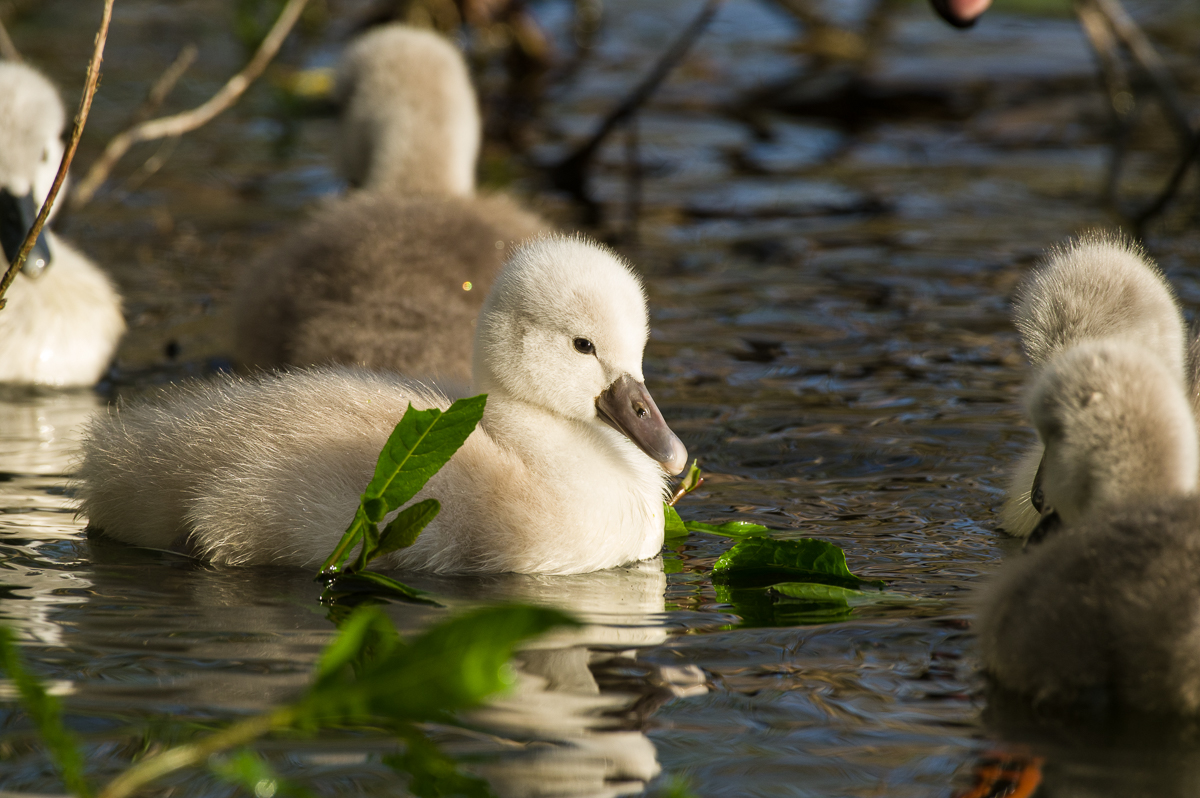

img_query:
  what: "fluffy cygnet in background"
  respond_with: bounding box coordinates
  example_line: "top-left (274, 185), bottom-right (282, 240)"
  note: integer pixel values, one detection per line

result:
top-left (0, 62), bottom-right (124, 386)
top-left (233, 24), bottom-right (551, 385)
top-left (1001, 233), bottom-right (1188, 538)
top-left (977, 338), bottom-right (1200, 714)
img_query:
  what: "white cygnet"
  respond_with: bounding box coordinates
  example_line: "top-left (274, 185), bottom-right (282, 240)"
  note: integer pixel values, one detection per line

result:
top-left (0, 62), bottom-right (124, 387)
top-left (233, 24), bottom-right (550, 385)
top-left (79, 235), bottom-right (688, 575)
top-left (1001, 232), bottom-right (1188, 538)
top-left (977, 339), bottom-right (1200, 714)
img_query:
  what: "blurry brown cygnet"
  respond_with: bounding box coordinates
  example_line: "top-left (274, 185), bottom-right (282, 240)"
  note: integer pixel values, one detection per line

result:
top-left (233, 24), bottom-right (550, 385)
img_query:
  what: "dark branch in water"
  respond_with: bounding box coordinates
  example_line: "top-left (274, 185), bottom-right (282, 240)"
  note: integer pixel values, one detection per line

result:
top-left (1072, 0), bottom-right (1200, 232)
top-left (70, 0), bottom-right (309, 209)
top-left (0, 0), bottom-right (113, 311)
top-left (1133, 133), bottom-right (1200, 233)
top-left (548, 0), bottom-right (726, 224)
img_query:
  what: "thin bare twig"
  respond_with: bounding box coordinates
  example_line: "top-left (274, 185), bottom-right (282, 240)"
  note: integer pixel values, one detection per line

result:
top-left (0, 0), bottom-right (114, 311)
top-left (548, 0), bottom-right (726, 223)
top-left (1073, 0), bottom-right (1200, 229)
top-left (128, 43), bottom-right (198, 128)
top-left (1074, 0), bottom-right (1136, 204)
top-left (71, 0), bottom-right (309, 208)
top-left (0, 16), bottom-right (20, 61)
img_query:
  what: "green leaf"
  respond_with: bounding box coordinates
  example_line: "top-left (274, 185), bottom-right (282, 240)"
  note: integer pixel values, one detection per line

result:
top-left (0, 626), bottom-right (91, 797)
top-left (683, 520), bottom-right (770, 538)
top-left (297, 605), bottom-right (578, 727)
top-left (366, 395), bottom-right (487, 507)
top-left (385, 728), bottom-right (496, 798)
top-left (662, 555), bottom-right (684, 575)
top-left (711, 537), bottom-right (876, 588)
top-left (210, 749), bottom-right (316, 798)
top-left (321, 571), bottom-right (441, 607)
top-left (348, 499), bottom-right (440, 572)
top-left (377, 499), bottom-right (441, 557)
top-left (770, 582), bottom-right (899, 604)
top-left (678, 460), bottom-right (703, 495)
top-left (664, 503), bottom-right (688, 540)
top-left (321, 394), bottom-right (486, 572)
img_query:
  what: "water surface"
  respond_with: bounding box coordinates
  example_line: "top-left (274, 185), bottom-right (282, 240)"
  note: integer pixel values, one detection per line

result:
top-left (2, 0), bottom-right (1200, 795)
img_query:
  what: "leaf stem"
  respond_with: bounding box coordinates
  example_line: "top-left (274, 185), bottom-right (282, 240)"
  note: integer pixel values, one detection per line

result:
top-left (96, 707), bottom-right (295, 798)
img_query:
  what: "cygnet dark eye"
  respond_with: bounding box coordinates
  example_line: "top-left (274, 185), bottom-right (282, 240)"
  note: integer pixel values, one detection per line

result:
top-left (573, 338), bottom-right (595, 355)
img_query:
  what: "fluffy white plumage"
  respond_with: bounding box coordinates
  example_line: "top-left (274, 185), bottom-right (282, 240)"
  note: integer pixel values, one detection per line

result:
top-left (0, 62), bottom-right (124, 387)
top-left (79, 236), bottom-right (683, 575)
top-left (1000, 232), bottom-right (1187, 537)
top-left (977, 339), bottom-right (1200, 713)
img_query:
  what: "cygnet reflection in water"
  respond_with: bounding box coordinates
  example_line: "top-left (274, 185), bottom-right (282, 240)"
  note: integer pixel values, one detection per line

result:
top-left (80, 236), bottom-right (688, 574)
top-left (0, 63), bottom-right (124, 387)
top-left (51, 543), bottom-right (697, 798)
top-left (1000, 232), bottom-right (1190, 539)
top-left (233, 24), bottom-right (551, 385)
top-left (977, 339), bottom-right (1200, 715)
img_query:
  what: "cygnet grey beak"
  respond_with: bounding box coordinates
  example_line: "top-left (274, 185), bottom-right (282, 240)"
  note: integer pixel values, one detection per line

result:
top-left (596, 374), bottom-right (688, 475)
top-left (0, 188), bottom-right (52, 279)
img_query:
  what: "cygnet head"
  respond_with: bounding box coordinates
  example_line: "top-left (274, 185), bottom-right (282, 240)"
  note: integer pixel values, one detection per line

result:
top-left (1027, 339), bottom-right (1198, 531)
top-left (0, 62), bottom-right (64, 278)
top-left (335, 24), bottom-right (480, 197)
top-left (1014, 232), bottom-right (1186, 378)
top-left (473, 235), bottom-right (689, 475)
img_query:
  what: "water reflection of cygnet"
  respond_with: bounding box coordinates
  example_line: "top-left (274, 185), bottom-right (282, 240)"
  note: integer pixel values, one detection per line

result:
top-left (44, 549), bottom-right (703, 797)
top-left (0, 391), bottom-right (100, 648)
top-left (415, 560), bottom-right (708, 798)
top-left (0, 389), bottom-right (99, 475)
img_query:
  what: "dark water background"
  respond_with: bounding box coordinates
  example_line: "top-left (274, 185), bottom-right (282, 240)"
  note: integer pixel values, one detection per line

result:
top-left (3, 0), bottom-right (1200, 795)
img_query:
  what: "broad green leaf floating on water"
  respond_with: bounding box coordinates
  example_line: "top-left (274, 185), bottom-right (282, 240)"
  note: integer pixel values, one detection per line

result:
top-left (771, 582), bottom-right (909, 605)
top-left (664, 503), bottom-right (688, 540)
top-left (711, 537), bottom-right (882, 589)
top-left (683, 519), bottom-right (770, 538)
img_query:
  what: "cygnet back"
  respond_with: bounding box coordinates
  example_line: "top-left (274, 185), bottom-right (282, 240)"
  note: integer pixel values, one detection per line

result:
top-left (336, 24), bottom-right (480, 196)
top-left (977, 496), bottom-right (1200, 714)
top-left (1014, 232), bottom-right (1186, 377)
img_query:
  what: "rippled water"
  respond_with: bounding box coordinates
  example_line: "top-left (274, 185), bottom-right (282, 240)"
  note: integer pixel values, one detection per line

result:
top-left (3, 0), bottom-right (1200, 795)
